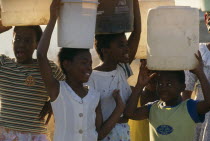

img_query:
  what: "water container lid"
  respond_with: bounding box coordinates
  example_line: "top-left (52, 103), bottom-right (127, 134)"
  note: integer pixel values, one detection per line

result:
top-left (61, 0), bottom-right (98, 3)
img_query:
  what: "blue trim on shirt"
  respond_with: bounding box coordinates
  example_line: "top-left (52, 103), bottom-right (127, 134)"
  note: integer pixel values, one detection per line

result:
top-left (187, 99), bottom-right (205, 123)
top-left (147, 100), bottom-right (159, 111)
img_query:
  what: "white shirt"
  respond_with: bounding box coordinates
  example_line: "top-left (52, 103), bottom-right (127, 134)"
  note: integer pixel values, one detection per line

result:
top-left (87, 63), bottom-right (132, 121)
top-left (185, 43), bottom-right (210, 98)
top-left (51, 81), bottom-right (100, 141)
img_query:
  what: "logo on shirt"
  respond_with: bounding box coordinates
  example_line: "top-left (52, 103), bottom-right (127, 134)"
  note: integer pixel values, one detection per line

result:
top-left (156, 125), bottom-right (173, 135)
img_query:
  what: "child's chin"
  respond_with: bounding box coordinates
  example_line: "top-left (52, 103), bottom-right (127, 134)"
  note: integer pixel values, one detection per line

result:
top-left (160, 97), bottom-right (170, 102)
top-left (82, 78), bottom-right (90, 83)
top-left (119, 59), bottom-right (129, 64)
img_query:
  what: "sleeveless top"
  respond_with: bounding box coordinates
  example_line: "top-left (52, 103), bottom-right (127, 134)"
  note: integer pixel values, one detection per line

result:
top-left (149, 100), bottom-right (205, 141)
top-left (51, 81), bottom-right (100, 141)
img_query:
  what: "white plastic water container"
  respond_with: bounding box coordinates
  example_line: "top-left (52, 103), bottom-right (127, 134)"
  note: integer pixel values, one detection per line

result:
top-left (136, 0), bottom-right (175, 59)
top-left (58, 0), bottom-right (98, 48)
top-left (175, 0), bottom-right (200, 9)
top-left (200, 0), bottom-right (210, 11)
top-left (147, 6), bottom-right (199, 70)
top-left (0, 0), bottom-right (52, 26)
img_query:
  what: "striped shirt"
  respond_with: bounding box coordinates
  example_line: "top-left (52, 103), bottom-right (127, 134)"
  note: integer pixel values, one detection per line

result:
top-left (0, 55), bottom-right (65, 134)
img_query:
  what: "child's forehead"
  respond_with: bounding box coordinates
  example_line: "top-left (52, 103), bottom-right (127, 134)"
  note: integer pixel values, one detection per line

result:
top-left (158, 72), bottom-right (179, 81)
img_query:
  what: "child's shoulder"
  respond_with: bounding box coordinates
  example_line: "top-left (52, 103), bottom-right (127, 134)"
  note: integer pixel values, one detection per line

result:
top-left (146, 100), bottom-right (159, 110)
top-left (185, 99), bottom-right (205, 123)
top-left (117, 63), bottom-right (133, 78)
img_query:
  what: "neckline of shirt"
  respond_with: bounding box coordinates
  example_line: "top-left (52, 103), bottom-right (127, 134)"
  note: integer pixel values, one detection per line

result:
top-left (63, 81), bottom-right (93, 103)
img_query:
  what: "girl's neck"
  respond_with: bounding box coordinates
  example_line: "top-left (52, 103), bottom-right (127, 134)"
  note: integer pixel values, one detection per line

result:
top-left (66, 77), bottom-right (88, 98)
top-left (163, 96), bottom-right (182, 107)
top-left (17, 58), bottom-right (35, 65)
top-left (95, 60), bottom-right (118, 71)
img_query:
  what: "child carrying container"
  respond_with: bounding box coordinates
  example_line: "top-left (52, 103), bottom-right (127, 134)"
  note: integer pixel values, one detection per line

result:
top-left (86, 0), bottom-right (141, 140)
top-left (36, 0), bottom-right (125, 141)
top-left (124, 54), bottom-right (210, 141)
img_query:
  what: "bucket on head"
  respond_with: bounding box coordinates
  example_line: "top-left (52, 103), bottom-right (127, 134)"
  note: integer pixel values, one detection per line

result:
top-left (58, 0), bottom-right (98, 48)
top-left (136, 0), bottom-right (175, 59)
top-left (0, 0), bottom-right (52, 26)
top-left (95, 0), bottom-right (134, 34)
top-left (147, 6), bottom-right (199, 70)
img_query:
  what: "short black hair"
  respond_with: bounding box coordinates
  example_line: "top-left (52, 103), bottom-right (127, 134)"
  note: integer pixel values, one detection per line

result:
top-left (95, 33), bottom-right (125, 61)
top-left (158, 71), bottom-right (185, 84)
top-left (14, 26), bottom-right (43, 43)
top-left (58, 48), bottom-right (90, 75)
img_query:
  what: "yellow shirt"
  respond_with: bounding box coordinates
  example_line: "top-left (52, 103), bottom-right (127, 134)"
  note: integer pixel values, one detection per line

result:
top-left (128, 100), bottom-right (150, 141)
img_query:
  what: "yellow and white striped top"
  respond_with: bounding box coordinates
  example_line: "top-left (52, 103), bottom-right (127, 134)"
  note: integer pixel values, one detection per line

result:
top-left (0, 55), bottom-right (65, 134)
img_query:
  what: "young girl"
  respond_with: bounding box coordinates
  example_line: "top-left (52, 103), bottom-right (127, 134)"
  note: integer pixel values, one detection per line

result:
top-left (0, 7), bottom-right (63, 141)
top-left (86, 0), bottom-right (141, 140)
top-left (37, 0), bottom-right (125, 140)
top-left (125, 55), bottom-right (210, 141)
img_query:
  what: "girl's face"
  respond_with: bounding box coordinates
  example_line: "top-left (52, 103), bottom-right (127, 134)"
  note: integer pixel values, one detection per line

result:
top-left (157, 72), bottom-right (185, 103)
top-left (108, 34), bottom-right (129, 63)
top-left (64, 51), bottom-right (92, 83)
top-left (13, 27), bottom-right (37, 64)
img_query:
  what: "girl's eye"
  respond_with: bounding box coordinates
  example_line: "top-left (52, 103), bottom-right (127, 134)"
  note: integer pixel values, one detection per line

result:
top-left (15, 38), bottom-right (20, 42)
top-left (81, 61), bottom-right (87, 65)
top-left (159, 83), bottom-right (163, 86)
top-left (24, 39), bottom-right (31, 43)
top-left (167, 83), bottom-right (172, 87)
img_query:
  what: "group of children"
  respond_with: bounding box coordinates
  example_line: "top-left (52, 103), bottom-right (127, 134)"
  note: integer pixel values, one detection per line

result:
top-left (37, 0), bottom-right (210, 141)
top-left (1, 0), bottom-right (210, 140)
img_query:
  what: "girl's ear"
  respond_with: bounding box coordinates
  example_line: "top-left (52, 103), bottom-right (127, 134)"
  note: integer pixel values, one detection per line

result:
top-left (102, 48), bottom-right (110, 58)
top-left (62, 60), bottom-right (71, 73)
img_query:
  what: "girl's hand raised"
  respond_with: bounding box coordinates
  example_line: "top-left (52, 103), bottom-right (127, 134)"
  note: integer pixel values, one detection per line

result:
top-left (191, 51), bottom-right (204, 77)
top-left (136, 60), bottom-right (156, 90)
top-left (49, 0), bottom-right (61, 21)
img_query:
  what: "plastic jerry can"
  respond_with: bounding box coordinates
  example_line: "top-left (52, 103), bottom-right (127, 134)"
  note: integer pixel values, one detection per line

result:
top-left (58, 0), bottom-right (98, 48)
top-left (136, 0), bottom-right (175, 59)
top-left (0, 0), bottom-right (52, 26)
top-left (147, 6), bottom-right (199, 70)
top-left (95, 0), bottom-right (134, 34)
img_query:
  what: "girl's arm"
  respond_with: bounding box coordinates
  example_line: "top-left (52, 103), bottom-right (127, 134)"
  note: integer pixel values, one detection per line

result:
top-left (96, 90), bottom-right (125, 140)
top-left (37, 0), bottom-right (60, 102)
top-left (194, 51), bottom-right (210, 114)
top-left (128, 0), bottom-right (141, 64)
top-left (124, 60), bottom-right (156, 120)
